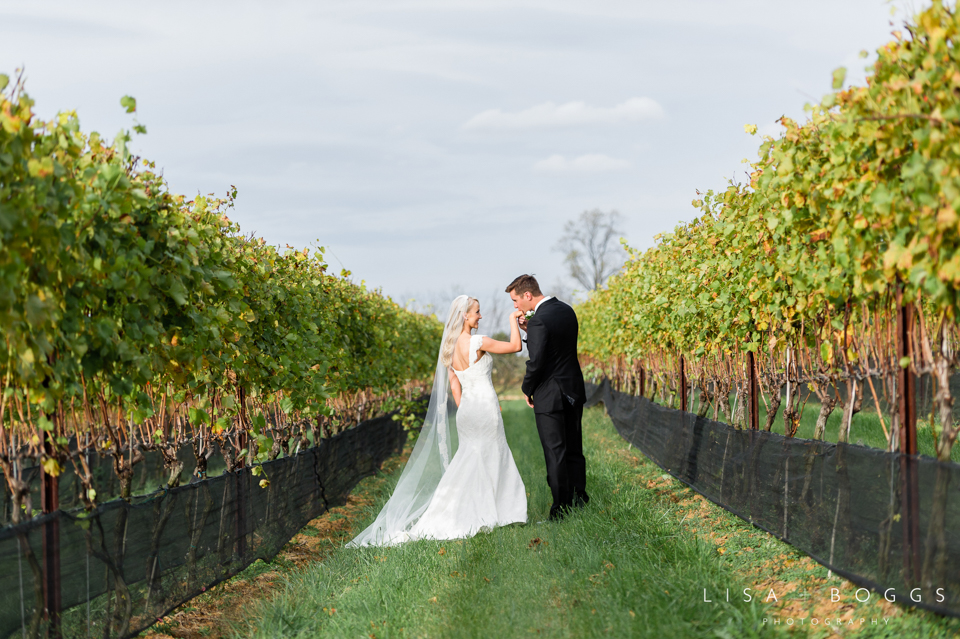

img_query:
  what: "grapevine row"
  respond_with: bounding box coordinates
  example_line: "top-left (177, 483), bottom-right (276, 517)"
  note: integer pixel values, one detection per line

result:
top-left (0, 75), bottom-right (441, 522)
top-left (579, 1), bottom-right (960, 461)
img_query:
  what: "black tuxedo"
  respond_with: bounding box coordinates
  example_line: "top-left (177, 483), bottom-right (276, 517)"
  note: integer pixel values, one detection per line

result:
top-left (521, 297), bottom-right (589, 519)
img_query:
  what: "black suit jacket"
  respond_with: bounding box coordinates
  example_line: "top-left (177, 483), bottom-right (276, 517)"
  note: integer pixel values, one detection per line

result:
top-left (521, 298), bottom-right (586, 414)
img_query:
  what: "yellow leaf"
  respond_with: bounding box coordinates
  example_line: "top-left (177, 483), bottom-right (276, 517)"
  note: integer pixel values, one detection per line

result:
top-left (744, 124), bottom-right (757, 135)
top-left (936, 205), bottom-right (957, 228)
top-left (938, 255), bottom-right (960, 284)
top-left (27, 157), bottom-right (54, 178)
top-left (42, 458), bottom-right (62, 477)
top-left (897, 247), bottom-right (913, 270)
top-left (0, 113), bottom-right (20, 133)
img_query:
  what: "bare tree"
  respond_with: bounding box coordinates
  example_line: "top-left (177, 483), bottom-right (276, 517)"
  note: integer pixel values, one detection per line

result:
top-left (554, 209), bottom-right (627, 291)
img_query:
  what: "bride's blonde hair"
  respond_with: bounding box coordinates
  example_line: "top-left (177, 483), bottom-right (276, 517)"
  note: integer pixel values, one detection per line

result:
top-left (439, 295), bottom-right (478, 368)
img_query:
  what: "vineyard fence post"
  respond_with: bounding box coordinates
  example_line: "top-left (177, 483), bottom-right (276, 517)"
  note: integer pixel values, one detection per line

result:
top-left (896, 291), bottom-right (920, 583)
top-left (41, 431), bottom-right (62, 638)
top-left (896, 297), bottom-right (917, 454)
top-left (680, 355), bottom-right (687, 412)
top-left (236, 431), bottom-right (247, 562)
top-left (748, 350), bottom-right (759, 430)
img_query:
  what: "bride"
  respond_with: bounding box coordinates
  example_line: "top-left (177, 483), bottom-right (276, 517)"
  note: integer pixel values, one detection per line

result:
top-left (348, 295), bottom-right (527, 546)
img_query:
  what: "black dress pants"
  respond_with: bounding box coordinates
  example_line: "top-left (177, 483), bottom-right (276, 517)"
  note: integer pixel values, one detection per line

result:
top-left (534, 401), bottom-right (588, 519)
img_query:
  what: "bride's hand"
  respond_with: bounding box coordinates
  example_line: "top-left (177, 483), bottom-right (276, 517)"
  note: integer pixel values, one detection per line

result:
top-left (511, 309), bottom-right (526, 331)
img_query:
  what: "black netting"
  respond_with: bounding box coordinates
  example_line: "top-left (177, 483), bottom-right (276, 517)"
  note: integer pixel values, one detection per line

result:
top-left (0, 444), bottom-right (230, 529)
top-left (0, 413), bottom-right (410, 638)
top-left (587, 380), bottom-right (960, 618)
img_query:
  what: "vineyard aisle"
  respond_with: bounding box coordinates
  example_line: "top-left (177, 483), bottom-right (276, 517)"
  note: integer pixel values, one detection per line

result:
top-left (198, 402), bottom-right (959, 639)
top-left (223, 403), bottom-right (737, 637)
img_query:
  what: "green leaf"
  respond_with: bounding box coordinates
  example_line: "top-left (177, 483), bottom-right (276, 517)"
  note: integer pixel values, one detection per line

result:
top-left (0, 74), bottom-right (8, 91)
top-left (120, 95), bottom-right (137, 113)
top-left (38, 415), bottom-right (54, 432)
top-left (820, 342), bottom-right (834, 362)
top-left (831, 67), bottom-right (846, 90)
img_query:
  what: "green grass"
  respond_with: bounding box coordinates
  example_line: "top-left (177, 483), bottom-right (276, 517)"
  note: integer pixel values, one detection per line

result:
top-left (231, 401), bottom-right (779, 638)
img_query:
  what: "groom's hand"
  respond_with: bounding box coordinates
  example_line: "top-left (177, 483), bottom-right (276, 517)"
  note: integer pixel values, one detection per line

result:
top-left (517, 316), bottom-right (528, 331)
top-left (525, 395), bottom-right (534, 408)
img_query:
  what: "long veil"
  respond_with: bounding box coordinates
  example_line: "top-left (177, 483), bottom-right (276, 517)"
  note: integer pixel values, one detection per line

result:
top-left (347, 295), bottom-right (471, 547)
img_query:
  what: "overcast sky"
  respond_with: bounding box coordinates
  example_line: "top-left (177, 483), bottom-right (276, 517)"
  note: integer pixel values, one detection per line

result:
top-left (2, 0), bottom-right (915, 313)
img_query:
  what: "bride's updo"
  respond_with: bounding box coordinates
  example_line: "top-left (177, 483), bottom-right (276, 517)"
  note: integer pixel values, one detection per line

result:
top-left (439, 295), bottom-right (478, 368)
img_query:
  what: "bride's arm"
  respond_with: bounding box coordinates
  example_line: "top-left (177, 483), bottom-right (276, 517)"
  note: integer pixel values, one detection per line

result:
top-left (448, 368), bottom-right (462, 407)
top-left (480, 309), bottom-right (524, 354)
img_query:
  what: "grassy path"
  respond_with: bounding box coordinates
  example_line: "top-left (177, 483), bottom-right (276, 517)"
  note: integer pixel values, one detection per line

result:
top-left (231, 401), bottom-right (777, 638)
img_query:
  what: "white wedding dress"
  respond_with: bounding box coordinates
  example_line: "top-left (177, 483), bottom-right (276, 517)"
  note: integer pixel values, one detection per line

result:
top-left (349, 333), bottom-right (527, 546)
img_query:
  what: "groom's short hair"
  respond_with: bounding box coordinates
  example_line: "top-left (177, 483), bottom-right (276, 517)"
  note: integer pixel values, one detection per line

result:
top-left (505, 274), bottom-right (542, 297)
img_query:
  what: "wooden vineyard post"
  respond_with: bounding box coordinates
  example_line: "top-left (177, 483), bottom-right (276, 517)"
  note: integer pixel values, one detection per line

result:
top-left (40, 431), bottom-right (62, 638)
top-left (896, 298), bottom-right (917, 454)
top-left (680, 355), bottom-right (687, 412)
top-left (639, 365), bottom-right (646, 398)
top-left (748, 351), bottom-right (759, 430)
top-left (236, 431), bottom-right (247, 562)
top-left (896, 291), bottom-right (920, 584)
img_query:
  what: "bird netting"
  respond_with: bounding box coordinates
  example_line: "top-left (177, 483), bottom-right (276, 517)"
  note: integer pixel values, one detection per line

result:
top-left (0, 413), bottom-right (409, 638)
top-left (586, 380), bottom-right (960, 618)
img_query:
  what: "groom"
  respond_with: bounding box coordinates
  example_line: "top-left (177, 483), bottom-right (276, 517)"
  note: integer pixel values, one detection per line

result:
top-left (506, 274), bottom-right (589, 520)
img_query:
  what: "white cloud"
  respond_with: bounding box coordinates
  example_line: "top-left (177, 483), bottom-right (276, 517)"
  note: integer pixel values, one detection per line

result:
top-left (463, 97), bottom-right (664, 131)
top-left (533, 153), bottom-right (631, 173)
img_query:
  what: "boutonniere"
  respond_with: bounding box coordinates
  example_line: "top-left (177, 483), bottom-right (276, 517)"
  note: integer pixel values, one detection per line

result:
top-left (525, 310), bottom-right (535, 319)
